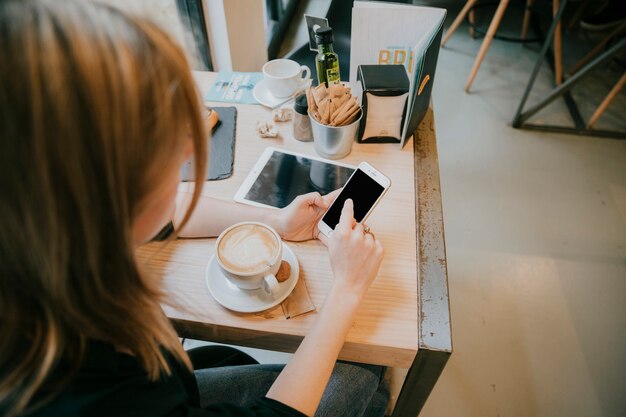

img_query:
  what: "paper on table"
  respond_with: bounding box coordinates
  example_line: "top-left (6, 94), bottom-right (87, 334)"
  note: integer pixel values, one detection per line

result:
top-left (281, 278), bottom-right (316, 319)
top-left (205, 72), bottom-right (262, 104)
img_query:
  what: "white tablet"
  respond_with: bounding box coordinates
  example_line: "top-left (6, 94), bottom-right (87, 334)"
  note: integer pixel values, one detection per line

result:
top-left (234, 147), bottom-right (356, 209)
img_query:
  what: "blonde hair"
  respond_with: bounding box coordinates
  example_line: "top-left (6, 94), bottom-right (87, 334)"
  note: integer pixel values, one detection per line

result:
top-left (0, 0), bottom-right (207, 414)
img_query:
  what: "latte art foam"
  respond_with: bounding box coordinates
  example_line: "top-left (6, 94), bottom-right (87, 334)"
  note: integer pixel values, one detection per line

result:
top-left (218, 225), bottom-right (280, 273)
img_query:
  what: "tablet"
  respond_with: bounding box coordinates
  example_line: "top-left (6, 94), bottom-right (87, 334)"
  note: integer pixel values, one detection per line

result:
top-left (234, 147), bottom-right (355, 209)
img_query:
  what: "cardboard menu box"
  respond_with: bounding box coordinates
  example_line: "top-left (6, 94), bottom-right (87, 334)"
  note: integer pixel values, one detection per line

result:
top-left (349, 2), bottom-right (446, 148)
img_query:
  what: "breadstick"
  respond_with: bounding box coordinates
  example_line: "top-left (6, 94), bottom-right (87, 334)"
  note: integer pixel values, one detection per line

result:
top-left (333, 97), bottom-right (357, 122)
top-left (306, 87), bottom-right (317, 113)
top-left (330, 94), bottom-right (352, 120)
top-left (336, 92), bottom-right (350, 107)
top-left (342, 107), bottom-right (361, 126)
top-left (332, 101), bottom-right (357, 126)
top-left (312, 84), bottom-right (327, 106)
top-left (335, 103), bottom-right (360, 126)
top-left (317, 97), bottom-right (328, 117)
top-left (321, 100), bottom-right (331, 124)
top-left (329, 99), bottom-right (337, 124)
top-left (329, 82), bottom-right (346, 98)
top-left (308, 82), bottom-right (361, 126)
top-left (315, 83), bottom-right (326, 94)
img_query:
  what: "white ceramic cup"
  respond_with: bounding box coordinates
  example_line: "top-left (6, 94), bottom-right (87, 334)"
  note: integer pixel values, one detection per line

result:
top-left (262, 59), bottom-right (311, 98)
top-left (215, 222), bottom-right (283, 295)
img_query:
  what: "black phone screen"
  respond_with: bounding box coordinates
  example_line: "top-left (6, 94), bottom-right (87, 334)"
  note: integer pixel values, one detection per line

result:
top-left (321, 168), bottom-right (385, 230)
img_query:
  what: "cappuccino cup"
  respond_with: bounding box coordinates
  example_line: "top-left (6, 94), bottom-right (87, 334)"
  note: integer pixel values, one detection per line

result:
top-left (262, 59), bottom-right (311, 98)
top-left (215, 222), bottom-right (283, 295)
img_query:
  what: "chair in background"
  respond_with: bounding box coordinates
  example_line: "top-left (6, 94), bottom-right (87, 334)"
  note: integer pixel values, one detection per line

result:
top-left (442, 0), bottom-right (564, 92)
top-left (565, 4), bottom-right (626, 129)
top-left (587, 70), bottom-right (626, 128)
top-left (512, 0), bottom-right (626, 139)
top-left (567, 20), bottom-right (626, 75)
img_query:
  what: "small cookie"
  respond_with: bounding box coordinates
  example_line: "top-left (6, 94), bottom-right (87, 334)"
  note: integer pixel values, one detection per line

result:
top-left (276, 260), bottom-right (291, 282)
top-left (256, 121), bottom-right (278, 138)
top-left (273, 108), bottom-right (293, 122)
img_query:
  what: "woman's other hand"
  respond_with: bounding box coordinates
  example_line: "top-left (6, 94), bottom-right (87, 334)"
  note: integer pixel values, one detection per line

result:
top-left (318, 199), bottom-right (384, 300)
top-left (272, 189), bottom-right (341, 241)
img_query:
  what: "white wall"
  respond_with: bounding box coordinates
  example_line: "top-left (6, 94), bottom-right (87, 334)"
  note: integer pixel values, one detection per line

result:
top-left (203, 0), bottom-right (268, 71)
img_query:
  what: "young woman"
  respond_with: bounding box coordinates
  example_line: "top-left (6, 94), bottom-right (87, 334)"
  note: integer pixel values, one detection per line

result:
top-left (0, 1), bottom-right (388, 416)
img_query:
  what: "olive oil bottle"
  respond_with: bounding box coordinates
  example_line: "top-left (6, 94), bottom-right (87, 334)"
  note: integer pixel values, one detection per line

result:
top-left (314, 27), bottom-right (340, 86)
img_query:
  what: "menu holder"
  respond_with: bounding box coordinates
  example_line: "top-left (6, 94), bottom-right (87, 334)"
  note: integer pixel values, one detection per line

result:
top-left (350, 1), bottom-right (446, 148)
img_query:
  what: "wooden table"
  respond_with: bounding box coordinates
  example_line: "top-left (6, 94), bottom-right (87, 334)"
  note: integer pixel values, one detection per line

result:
top-left (137, 72), bottom-right (452, 416)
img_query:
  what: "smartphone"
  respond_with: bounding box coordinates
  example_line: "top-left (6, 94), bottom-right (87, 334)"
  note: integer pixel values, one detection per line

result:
top-left (318, 162), bottom-right (391, 238)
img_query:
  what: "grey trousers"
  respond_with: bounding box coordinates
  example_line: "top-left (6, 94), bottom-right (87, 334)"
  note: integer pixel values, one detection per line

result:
top-left (194, 362), bottom-right (390, 417)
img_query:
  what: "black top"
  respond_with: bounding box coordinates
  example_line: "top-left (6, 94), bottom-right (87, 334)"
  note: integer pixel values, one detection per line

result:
top-left (357, 65), bottom-right (409, 92)
top-left (294, 93), bottom-right (309, 115)
top-left (314, 27), bottom-right (333, 45)
top-left (27, 341), bottom-right (305, 417)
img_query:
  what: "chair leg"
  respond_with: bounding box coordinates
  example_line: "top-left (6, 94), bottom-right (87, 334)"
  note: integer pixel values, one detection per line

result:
top-left (568, 0), bottom-right (592, 31)
top-left (588, 72), bottom-right (626, 128)
top-left (465, 0), bottom-right (510, 92)
top-left (568, 21), bottom-right (626, 76)
top-left (553, 0), bottom-right (563, 85)
top-left (442, 0), bottom-right (479, 46)
top-left (469, 7), bottom-right (476, 38)
top-left (521, 0), bottom-right (534, 40)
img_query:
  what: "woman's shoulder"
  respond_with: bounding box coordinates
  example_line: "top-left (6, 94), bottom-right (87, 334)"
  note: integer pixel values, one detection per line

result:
top-left (28, 341), bottom-right (304, 417)
top-left (29, 340), bottom-right (191, 417)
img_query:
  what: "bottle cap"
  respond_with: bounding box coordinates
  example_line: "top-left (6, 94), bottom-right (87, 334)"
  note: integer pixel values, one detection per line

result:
top-left (294, 93), bottom-right (308, 115)
top-left (314, 27), bottom-right (334, 45)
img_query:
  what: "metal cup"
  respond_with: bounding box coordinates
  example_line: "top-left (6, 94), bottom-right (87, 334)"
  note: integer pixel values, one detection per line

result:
top-left (309, 110), bottom-right (363, 160)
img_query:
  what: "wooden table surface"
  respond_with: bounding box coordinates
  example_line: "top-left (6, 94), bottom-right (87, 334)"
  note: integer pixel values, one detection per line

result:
top-left (137, 71), bottom-right (452, 416)
top-left (137, 71), bottom-right (418, 368)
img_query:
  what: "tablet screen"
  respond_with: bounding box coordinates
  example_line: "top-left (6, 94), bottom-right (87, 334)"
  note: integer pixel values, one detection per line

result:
top-left (243, 151), bottom-right (354, 208)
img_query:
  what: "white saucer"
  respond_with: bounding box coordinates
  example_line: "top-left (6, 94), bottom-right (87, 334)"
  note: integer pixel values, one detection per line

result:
top-left (206, 243), bottom-right (300, 313)
top-left (253, 78), bottom-right (309, 109)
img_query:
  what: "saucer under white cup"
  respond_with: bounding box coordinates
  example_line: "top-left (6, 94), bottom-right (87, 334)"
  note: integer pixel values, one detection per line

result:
top-left (206, 243), bottom-right (300, 313)
top-left (253, 58), bottom-right (310, 108)
top-left (253, 79), bottom-right (311, 108)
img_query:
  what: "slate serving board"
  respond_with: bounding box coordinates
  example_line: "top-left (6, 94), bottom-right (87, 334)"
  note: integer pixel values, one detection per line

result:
top-left (182, 106), bottom-right (237, 181)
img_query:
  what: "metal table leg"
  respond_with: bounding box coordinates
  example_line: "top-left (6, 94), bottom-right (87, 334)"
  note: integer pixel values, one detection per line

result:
top-left (392, 110), bottom-right (453, 416)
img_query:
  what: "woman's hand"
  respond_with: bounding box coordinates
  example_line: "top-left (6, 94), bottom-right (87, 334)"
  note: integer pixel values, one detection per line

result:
top-left (318, 199), bottom-right (384, 300)
top-left (271, 189), bottom-right (341, 242)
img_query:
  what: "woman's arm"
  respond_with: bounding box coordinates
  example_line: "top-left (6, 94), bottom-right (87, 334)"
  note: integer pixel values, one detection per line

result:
top-left (172, 190), bottom-right (340, 241)
top-left (173, 192), bottom-right (275, 238)
top-left (265, 199), bottom-right (384, 416)
top-left (175, 193), bottom-right (382, 416)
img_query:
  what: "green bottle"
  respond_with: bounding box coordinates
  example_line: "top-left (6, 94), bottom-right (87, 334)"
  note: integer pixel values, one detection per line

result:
top-left (314, 27), bottom-right (340, 86)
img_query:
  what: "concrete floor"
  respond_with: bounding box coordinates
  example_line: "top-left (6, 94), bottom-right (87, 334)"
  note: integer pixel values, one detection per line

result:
top-left (418, 3), bottom-right (626, 417)
top-left (421, 49), bottom-right (626, 417)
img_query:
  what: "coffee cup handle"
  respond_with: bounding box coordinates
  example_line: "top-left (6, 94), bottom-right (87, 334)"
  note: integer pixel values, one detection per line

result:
top-left (299, 65), bottom-right (311, 84)
top-left (262, 274), bottom-right (279, 295)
